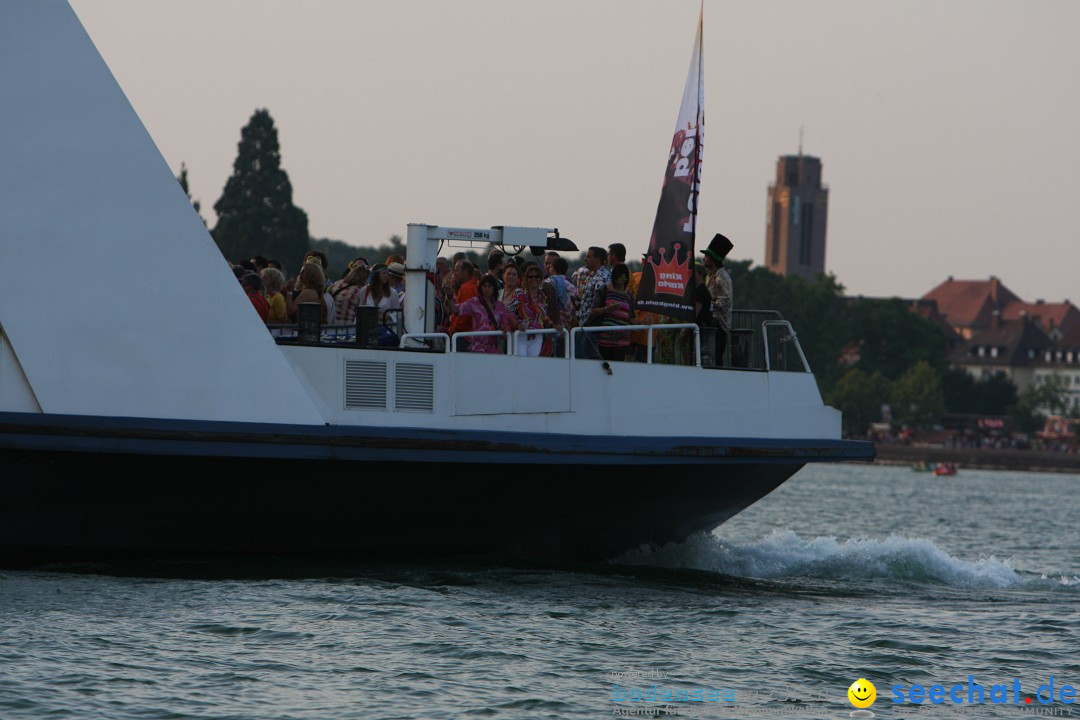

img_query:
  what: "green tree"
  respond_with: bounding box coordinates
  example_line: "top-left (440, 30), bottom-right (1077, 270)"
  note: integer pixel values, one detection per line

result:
top-left (941, 368), bottom-right (1019, 416)
top-left (941, 366), bottom-right (978, 414)
top-left (848, 298), bottom-right (948, 379)
top-left (727, 260), bottom-right (850, 394)
top-left (974, 372), bottom-right (1019, 415)
top-left (891, 360), bottom-right (945, 428)
top-left (212, 109), bottom-right (309, 265)
top-left (1038, 375), bottom-right (1072, 416)
top-left (176, 162), bottom-right (206, 226)
top-left (826, 368), bottom-right (891, 436)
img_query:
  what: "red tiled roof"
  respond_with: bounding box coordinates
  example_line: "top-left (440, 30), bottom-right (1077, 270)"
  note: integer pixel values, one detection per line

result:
top-left (1001, 300), bottom-right (1080, 335)
top-left (922, 277), bottom-right (1022, 330)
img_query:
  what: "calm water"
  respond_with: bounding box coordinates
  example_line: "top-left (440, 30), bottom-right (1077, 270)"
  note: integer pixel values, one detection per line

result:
top-left (1, 464), bottom-right (1078, 720)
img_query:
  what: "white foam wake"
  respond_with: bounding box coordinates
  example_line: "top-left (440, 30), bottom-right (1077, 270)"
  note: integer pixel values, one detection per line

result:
top-left (616, 530), bottom-right (1032, 588)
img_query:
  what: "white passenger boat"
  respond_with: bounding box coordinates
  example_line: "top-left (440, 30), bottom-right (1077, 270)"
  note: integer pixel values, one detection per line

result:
top-left (0, 1), bottom-right (872, 562)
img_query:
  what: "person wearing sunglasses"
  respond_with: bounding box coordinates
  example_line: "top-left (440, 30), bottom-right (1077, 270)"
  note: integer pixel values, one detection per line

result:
top-left (514, 261), bottom-right (555, 357)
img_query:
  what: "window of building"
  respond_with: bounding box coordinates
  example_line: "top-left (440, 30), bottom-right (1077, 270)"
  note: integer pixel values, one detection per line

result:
top-left (990, 346), bottom-right (999, 358)
top-left (771, 202), bottom-right (782, 265)
top-left (978, 346), bottom-right (986, 357)
top-left (799, 202), bottom-right (814, 266)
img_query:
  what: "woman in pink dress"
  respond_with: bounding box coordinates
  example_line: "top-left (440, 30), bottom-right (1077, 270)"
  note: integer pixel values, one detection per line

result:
top-left (453, 275), bottom-right (517, 353)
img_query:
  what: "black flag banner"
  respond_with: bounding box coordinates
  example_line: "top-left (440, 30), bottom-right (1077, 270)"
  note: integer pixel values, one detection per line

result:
top-left (637, 8), bottom-right (703, 321)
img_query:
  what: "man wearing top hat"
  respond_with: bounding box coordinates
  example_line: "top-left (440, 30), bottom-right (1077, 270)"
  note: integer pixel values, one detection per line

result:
top-left (701, 233), bottom-right (734, 363)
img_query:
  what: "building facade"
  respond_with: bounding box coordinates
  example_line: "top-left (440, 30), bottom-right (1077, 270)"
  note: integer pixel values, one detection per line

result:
top-left (765, 154), bottom-right (829, 280)
top-left (927, 277), bottom-right (1080, 414)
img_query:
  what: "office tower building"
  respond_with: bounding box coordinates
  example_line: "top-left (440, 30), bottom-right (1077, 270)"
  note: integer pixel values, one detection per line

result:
top-left (765, 154), bottom-right (828, 280)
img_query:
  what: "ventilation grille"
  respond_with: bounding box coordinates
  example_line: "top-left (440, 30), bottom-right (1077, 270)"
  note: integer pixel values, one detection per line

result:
top-left (394, 363), bottom-right (434, 413)
top-left (344, 360), bottom-right (387, 410)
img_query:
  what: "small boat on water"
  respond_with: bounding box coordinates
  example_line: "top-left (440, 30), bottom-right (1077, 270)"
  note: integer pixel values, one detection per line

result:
top-left (0, 2), bottom-right (873, 562)
top-left (933, 463), bottom-right (959, 476)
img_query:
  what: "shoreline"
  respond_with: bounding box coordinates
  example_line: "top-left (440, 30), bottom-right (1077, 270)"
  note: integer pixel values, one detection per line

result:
top-left (873, 444), bottom-right (1080, 474)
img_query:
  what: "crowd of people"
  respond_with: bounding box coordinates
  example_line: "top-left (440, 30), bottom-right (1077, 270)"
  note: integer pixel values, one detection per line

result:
top-left (229, 233), bottom-right (736, 363)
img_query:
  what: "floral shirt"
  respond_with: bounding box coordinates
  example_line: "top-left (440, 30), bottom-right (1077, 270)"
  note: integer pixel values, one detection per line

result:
top-left (571, 266), bottom-right (592, 322)
top-left (543, 275), bottom-right (576, 329)
top-left (707, 267), bottom-right (733, 331)
top-left (514, 290), bottom-right (551, 330)
top-left (456, 297), bottom-right (513, 353)
top-left (578, 266), bottom-right (612, 326)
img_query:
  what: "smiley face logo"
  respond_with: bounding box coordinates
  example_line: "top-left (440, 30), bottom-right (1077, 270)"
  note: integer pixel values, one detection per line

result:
top-left (848, 678), bottom-right (876, 709)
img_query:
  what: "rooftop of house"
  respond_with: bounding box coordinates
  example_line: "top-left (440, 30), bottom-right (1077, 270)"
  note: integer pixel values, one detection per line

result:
top-left (1001, 299), bottom-right (1080, 336)
top-left (922, 276), bottom-right (1022, 330)
top-left (950, 316), bottom-right (1052, 367)
top-left (1057, 327), bottom-right (1080, 349)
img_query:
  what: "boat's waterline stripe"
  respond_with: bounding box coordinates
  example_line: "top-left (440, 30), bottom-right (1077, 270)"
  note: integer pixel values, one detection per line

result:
top-left (0, 412), bottom-right (874, 464)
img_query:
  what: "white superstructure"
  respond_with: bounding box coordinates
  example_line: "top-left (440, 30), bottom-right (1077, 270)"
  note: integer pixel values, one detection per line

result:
top-left (0, 0), bottom-right (321, 424)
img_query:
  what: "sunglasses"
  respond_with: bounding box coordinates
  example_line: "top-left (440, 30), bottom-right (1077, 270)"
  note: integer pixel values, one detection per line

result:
top-left (526, 274), bottom-right (541, 279)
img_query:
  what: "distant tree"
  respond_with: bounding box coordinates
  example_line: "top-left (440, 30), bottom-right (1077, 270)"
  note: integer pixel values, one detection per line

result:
top-left (1019, 375), bottom-right (1072, 418)
top-left (974, 372), bottom-right (1019, 415)
top-left (848, 298), bottom-right (948, 380)
top-left (941, 366), bottom-right (978, 414)
top-left (1006, 375), bottom-right (1073, 433)
top-left (891, 360), bottom-right (945, 428)
top-left (212, 109), bottom-right (309, 265)
top-left (176, 162), bottom-right (206, 226)
top-left (827, 368), bottom-right (891, 437)
top-left (941, 368), bottom-right (1019, 416)
top-left (309, 235), bottom-right (406, 279)
top-left (727, 260), bottom-right (850, 394)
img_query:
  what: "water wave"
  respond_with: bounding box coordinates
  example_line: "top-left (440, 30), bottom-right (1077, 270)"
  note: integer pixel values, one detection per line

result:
top-left (616, 531), bottom-right (1078, 589)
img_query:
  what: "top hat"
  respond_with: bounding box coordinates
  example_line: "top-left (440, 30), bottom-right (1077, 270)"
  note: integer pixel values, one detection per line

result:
top-left (702, 233), bottom-right (734, 263)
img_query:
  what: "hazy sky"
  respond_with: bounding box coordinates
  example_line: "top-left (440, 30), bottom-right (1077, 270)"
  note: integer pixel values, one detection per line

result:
top-left (70, 0), bottom-right (1079, 303)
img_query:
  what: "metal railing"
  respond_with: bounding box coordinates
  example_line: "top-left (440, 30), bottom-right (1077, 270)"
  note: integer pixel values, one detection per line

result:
top-left (272, 307), bottom-right (406, 346)
top-left (728, 309), bottom-right (783, 370)
top-left (572, 323), bottom-right (703, 365)
top-left (271, 306), bottom-right (811, 372)
top-left (762, 320), bottom-right (811, 373)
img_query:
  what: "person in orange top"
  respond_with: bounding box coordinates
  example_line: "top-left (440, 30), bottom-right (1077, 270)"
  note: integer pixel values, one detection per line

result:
top-left (446, 259), bottom-right (479, 336)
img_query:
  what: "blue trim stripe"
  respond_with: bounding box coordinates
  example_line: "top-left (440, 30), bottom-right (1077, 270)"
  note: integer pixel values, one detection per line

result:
top-left (0, 410), bottom-right (875, 464)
